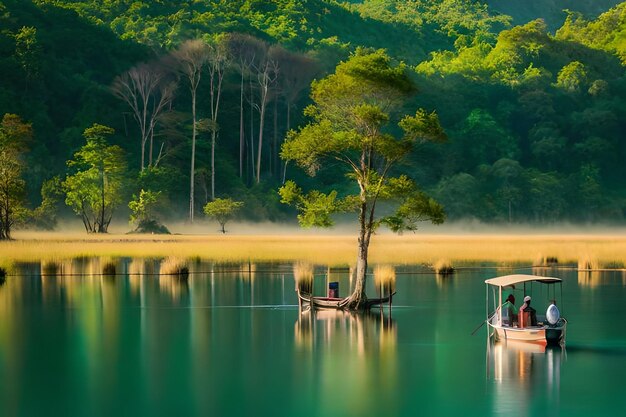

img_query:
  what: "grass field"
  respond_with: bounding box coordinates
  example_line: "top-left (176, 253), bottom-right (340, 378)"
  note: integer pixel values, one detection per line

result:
top-left (2, 231), bottom-right (626, 270)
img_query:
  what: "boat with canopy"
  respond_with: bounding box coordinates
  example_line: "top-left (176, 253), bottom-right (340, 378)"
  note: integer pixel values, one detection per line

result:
top-left (485, 274), bottom-right (567, 345)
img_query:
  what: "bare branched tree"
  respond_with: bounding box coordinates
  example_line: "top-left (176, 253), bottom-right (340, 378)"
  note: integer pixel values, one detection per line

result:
top-left (205, 36), bottom-right (230, 202)
top-left (254, 46), bottom-right (280, 184)
top-left (112, 63), bottom-right (176, 171)
top-left (226, 34), bottom-right (266, 180)
top-left (273, 48), bottom-right (320, 182)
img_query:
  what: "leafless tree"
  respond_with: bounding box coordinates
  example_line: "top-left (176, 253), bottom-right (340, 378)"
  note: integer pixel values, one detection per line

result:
top-left (226, 34), bottom-right (266, 180)
top-left (273, 48), bottom-right (320, 182)
top-left (111, 62), bottom-right (176, 170)
top-left (205, 37), bottom-right (230, 202)
top-left (253, 46), bottom-right (280, 184)
top-left (171, 39), bottom-right (209, 223)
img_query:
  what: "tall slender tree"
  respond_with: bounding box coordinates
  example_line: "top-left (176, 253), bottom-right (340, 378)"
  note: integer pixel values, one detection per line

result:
top-left (171, 39), bottom-right (209, 223)
top-left (226, 34), bottom-right (265, 180)
top-left (205, 36), bottom-right (230, 201)
top-left (273, 48), bottom-right (319, 182)
top-left (253, 46), bottom-right (280, 184)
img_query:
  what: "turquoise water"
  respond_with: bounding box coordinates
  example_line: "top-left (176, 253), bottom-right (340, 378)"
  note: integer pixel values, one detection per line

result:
top-left (1, 260), bottom-right (625, 416)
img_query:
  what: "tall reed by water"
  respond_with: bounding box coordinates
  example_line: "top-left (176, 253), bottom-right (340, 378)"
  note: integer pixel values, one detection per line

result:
top-left (433, 259), bottom-right (455, 275)
top-left (374, 265), bottom-right (396, 295)
top-left (160, 257), bottom-right (189, 278)
top-left (293, 262), bottom-right (314, 294)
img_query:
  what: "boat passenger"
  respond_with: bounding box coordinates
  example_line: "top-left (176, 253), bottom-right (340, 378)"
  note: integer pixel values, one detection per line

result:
top-left (501, 294), bottom-right (517, 326)
top-left (518, 295), bottom-right (537, 327)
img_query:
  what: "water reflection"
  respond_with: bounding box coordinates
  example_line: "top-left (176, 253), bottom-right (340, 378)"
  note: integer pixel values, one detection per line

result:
top-left (295, 309), bottom-right (396, 353)
top-left (577, 269), bottom-right (626, 288)
top-left (294, 309), bottom-right (398, 416)
top-left (487, 339), bottom-right (565, 416)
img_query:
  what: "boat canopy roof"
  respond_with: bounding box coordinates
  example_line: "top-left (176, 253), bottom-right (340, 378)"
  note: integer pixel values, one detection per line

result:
top-left (484, 274), bottom-right (562, 287)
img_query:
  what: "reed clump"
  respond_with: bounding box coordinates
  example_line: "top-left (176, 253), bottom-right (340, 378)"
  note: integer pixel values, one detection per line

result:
top-left (41, 260), bottom-right (61, 276)
top-left (160, 257), bottom-right (189, 279)
top-left (578, 256), bottom-right (599, 271)
top-left (534, 254), bottom-right (559, 266)
top-left (102, 262), bottom-right (116, 276)
top-left (374, 264), bottom-right (396, 294)
top-left (434, 259), bottom-right (455, 275)
top-left (293, 262), bottom-right (314, 294)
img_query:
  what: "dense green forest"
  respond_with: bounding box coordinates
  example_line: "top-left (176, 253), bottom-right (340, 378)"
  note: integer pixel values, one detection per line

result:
top-left (1, 0), bottom-right (626, 233)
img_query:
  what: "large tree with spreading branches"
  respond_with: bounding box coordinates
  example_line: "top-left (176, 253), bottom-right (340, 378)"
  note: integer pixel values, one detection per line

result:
top-left (280, 49), bottom-right (447, 310)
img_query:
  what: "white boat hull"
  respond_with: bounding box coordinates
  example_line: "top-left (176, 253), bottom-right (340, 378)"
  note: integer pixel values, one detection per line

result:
top-left (488, 320), bottom-right (566, 345)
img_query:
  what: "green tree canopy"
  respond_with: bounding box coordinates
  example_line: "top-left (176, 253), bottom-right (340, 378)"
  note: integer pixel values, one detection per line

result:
top-left (63, 124), bottom-right (127, 233)
top-left (203, 198), bottom-right (244, 234)
top-left (0, 114), bottom-right (31, 239)
top-left (280, 49), bottom-right (446, 309)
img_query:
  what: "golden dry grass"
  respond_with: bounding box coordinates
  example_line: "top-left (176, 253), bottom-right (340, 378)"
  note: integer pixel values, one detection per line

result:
top-left (159, 257), bottom-right (189, 276)
top-left (2, 231), bottom-right (626, 269)
top-left (374, 265), bottom-right (396, 293)
top-left (293, 262), bottom-right (314, 293)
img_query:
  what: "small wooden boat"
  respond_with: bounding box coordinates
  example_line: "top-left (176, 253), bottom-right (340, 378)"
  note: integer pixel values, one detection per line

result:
top-left (297, 290), bottom-right (395, 310)
top-left (485, 274), bottom-right (567, 346)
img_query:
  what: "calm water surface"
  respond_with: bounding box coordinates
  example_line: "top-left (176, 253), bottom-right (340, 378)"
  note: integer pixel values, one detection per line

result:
top-left (1, 259), bottom-right (625, 416)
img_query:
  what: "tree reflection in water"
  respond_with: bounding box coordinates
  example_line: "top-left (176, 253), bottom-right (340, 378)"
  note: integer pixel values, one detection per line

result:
top-left (294, 309), bottom-right (398, 416)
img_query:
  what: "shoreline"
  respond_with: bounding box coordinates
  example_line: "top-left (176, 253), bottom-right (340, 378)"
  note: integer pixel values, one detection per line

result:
top-left (2, 231), bottom-right (626, 267)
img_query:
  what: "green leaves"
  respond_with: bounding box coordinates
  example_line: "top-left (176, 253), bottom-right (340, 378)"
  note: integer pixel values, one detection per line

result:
top-left (380, 192), bottom-right (446, 233)
top-left (400, 109), bottom-right (447, 143)
top-left (279, 180), bottom-right (354, 228)
top-left (63, 123), bottom-right (127, 233)
top-left (203, 198), bottom-right (244, 233)
top-left (129, 189), bottom-right (162, 224)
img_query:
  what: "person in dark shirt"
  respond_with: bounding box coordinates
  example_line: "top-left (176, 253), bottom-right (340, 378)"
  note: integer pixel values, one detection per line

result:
top-left (519, 295), bottom-right (537, 327)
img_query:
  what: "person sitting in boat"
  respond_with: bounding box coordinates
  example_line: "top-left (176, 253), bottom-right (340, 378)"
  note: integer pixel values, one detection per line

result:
top-left (518, 295), bottom-right (538, 327)
top-left (501, 294), bottom-right (517, 326)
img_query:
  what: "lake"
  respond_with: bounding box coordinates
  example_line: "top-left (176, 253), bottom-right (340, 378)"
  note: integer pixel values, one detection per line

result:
top-left (1, 259), bottom-right (625, 416)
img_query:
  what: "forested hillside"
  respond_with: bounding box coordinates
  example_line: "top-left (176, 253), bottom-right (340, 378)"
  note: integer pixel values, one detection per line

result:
top-left (1, 0), bottom-right (625, 231)
top-left (486, 0), bottom-right (623, 30)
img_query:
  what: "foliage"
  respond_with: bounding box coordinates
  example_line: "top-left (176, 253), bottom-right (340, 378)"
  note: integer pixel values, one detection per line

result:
top-left (30, 176), bottom-right (63, 230)
top-left (203, 197), bottom-right (244, 233)
top-left (1, 0), bottom-right (626, 227)
top-left (63, 124), bottom-right (127, 233)
top-left (0, 113), bottom-right (31, 239)
top-left (555, 4), bottom-right (626, 63)
top-left (128, 188), bottom-right (169, 234)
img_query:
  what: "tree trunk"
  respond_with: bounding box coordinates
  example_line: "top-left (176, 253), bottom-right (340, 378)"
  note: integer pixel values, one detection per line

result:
top-left (249, 77), bottom-right (255, 185)
top-left (211, 130), bottom-right (216, 201)
top-left (99, 166), bottom-right (106, 233)
top-left (273, 98), bottom-right (278, 178)
top-left (343, 200), bottom-right (370, 310)
top-left (189, 89), bottom-right (197, 223)
top-left (239, 71), bottom-right (245, 178)
top-left (256, 84), bottom-right (267, 184)
top-left (149, 129), bottom-right (153, 167)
